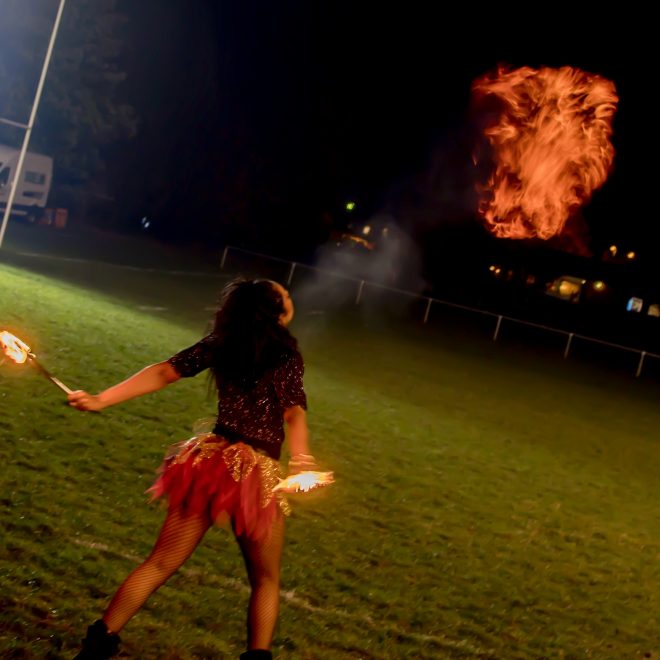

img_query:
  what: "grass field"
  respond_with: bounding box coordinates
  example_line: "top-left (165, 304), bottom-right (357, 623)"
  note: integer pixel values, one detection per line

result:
top-left (1, 234), bottom-right (660, 659)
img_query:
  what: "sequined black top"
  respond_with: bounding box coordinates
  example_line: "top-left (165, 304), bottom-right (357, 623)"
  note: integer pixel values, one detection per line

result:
top-left (168, 334), bottom-right (307, 459)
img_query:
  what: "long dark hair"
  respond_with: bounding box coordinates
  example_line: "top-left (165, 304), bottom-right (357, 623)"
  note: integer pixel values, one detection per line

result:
top-left (209, 277), bottom-right (297, 389)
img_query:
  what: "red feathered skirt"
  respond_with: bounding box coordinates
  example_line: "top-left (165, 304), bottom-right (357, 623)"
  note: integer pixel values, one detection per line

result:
top-left (148, 434), bottom-right (290, 541)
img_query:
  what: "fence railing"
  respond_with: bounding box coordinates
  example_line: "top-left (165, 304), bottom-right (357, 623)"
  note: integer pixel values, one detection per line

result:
top-left (220, 245), bottom-right (660, 379)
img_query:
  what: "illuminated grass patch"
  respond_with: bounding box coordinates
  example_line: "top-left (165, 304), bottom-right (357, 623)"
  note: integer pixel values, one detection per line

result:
top-left (1, 261), bottom-right (659, 659)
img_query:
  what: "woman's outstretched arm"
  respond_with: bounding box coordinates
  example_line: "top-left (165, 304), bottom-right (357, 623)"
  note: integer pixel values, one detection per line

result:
top-left (68, 360), bottom-right (181, 412)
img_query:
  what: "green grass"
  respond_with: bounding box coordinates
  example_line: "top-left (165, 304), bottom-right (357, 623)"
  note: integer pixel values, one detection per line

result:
top-left (1, 254), bottom-right (660, 659)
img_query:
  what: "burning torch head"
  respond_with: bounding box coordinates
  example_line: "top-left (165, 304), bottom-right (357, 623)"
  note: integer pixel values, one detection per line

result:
top-left (0, 330), bottom-right (72, 395)
top-left (0, 331), bottom-right (32, 365)
top-left (273, 470), bottom-right (335, 494)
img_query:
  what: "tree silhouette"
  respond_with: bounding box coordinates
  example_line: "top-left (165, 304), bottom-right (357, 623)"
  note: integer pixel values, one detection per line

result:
top-left (0, 0), bottom-right (137, 196)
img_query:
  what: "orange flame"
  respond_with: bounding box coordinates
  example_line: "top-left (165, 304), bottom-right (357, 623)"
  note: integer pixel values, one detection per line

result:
top-left (472, 66), bottom-right (618, 239)
top-left (0, 331), bottom-right (32, 364)
top-left (273, 471), bottom-right (335, 494)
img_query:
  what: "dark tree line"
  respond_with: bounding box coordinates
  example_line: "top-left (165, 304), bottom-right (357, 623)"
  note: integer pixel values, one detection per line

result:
top-left (0, 0), bottom-right (138, 204)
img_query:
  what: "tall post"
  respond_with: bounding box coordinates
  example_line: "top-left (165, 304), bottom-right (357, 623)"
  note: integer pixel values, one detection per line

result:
top-left (0, 0), bottom-right (67, 249)
top-left (286, 262), bottom-right (297, 286)
top-left (355, 280), bottom-right (365, 305)
top-left (564, 333), bottom-right (574, 359)
top-left (493, 315), bottom-right (503, 341)
top-left (423, 298), bottom-right (433, 324)
top-left (220, 246), bottom-right (229, 269)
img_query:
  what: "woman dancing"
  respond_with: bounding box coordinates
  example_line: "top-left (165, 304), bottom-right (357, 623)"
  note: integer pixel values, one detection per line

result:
top-left (69, 278), bottom-right (318, 660)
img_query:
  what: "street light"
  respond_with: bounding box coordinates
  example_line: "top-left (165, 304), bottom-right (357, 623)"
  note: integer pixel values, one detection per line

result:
top-left (0, 0), bottom-right (67, 249)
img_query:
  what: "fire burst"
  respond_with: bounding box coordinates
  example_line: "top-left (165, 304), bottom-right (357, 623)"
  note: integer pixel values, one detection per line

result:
top-left (472, 66), bottom-right (618, 240)
top-left (273, 470), bottom-right (335, 494)
top-left (0, 330), bottom-right (72, 394)
top-left (0, 331), bottom-right (30, 364)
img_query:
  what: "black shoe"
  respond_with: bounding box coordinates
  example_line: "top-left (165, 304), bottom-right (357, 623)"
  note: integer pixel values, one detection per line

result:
top-left (73, 619), bottom-right (121, 659)
top-left (239, 651), bottom-right (273, 660)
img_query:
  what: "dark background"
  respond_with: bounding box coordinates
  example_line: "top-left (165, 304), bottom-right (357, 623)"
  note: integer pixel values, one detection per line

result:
top-left (1, 3), bottom-right (655, 311)
top-left (111, 4), bottom-right (654, 257)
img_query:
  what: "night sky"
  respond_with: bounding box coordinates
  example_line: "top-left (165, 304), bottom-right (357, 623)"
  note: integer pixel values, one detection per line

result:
top-left (113, 4), bottom-right (652, 261)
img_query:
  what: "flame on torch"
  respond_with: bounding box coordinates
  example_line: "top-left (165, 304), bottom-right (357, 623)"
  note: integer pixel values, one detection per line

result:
top-left (0, 331), bottom-right (31, 364)
top-left (472, 66), bottom-right (618, 240)
top-left (273, 471), bottom-right (335, 494)
top-left (0, 330), bottom-right (72, 394)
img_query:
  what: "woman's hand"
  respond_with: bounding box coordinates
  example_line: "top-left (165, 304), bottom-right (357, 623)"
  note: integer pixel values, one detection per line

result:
top-left (68, 390), bottom-right (105, 412)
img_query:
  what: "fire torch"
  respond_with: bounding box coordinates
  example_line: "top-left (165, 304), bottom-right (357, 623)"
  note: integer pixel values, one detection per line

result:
top-left (1, 330), bottom-right (72, 394)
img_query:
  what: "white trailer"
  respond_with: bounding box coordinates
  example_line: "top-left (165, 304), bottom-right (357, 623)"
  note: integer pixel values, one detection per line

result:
top-left (0, 143), bottom-right (53, 222)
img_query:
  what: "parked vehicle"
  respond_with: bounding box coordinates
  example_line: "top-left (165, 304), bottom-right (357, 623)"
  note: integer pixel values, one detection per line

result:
top-left (0, 143), bottom-right (53, 223)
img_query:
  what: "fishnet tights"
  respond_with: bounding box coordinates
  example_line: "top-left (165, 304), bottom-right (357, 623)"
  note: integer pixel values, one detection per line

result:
top-left (237, 515), bottom-right (285, 650)
top-left (100, 507), bottom-right (285, 653)
top-left (102, 507), bottom-right (212, 633)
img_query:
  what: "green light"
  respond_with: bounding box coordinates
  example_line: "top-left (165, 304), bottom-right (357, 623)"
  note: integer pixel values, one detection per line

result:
top-left (345, 202), bottom-right (355, 211)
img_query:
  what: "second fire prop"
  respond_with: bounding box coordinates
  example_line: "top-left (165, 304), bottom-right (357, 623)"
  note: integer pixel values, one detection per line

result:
top-left (273, 470), bottom-right (335, 494)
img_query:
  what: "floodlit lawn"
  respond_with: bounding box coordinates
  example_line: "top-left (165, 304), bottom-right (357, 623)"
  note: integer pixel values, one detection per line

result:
top-left (1, 257), bottom-right (659, 659)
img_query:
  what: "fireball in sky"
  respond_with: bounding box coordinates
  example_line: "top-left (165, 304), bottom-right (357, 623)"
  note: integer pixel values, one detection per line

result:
top-left (472, 66), bottom-right (618, 240)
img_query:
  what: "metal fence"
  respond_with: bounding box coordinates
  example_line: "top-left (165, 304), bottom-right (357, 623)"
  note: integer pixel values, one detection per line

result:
top-left (220, 245), bottom-right (660, 379)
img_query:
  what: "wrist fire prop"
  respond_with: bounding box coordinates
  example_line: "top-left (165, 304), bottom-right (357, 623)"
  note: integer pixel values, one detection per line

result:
top-left (0, 331), bottom-right (73, 394)
top-left (273, 470), bottom-right (335, 494)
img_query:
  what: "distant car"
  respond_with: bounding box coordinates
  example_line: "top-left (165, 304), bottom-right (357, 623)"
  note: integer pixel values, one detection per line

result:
top-left (319, 217), bottom-right (420, 287)
top-left (332, 231), bottom-right (375, 255)
top-left (545, 275), bottom-right (585, 303)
